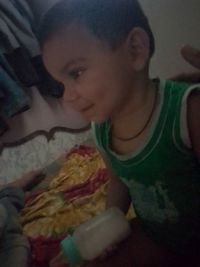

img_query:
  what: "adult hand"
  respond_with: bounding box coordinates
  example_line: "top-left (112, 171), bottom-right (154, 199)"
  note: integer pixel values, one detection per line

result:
top-left (181, 45), bottom-right (200, 69)
top-left (170, 45), bottom-right (200, 83)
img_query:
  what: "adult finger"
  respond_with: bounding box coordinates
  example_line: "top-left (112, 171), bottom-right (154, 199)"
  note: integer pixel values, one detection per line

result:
top-left (181, 45), bottom-right (200, 69)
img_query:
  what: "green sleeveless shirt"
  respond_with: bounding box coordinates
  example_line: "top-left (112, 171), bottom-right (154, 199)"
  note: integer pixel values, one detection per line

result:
top-left (92, 80), bottom-right (200, 255)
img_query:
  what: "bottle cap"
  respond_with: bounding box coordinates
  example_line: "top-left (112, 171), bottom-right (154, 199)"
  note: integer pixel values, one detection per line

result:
top-left (60, 235), bottom-right (81, 266)
top-left (66, 226), bottom-right (74, 235)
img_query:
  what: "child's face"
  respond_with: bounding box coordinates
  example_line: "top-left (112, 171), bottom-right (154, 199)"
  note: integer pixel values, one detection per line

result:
top-left (43, 23), bottom-right (137, 122)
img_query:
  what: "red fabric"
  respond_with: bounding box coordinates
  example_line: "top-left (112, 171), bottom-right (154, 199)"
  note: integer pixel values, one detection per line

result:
top-left (66, 145), bottom-right (96, 157)
top-left (27, 145), bottom-right (108, 267)
top-left (29, 235), bottom-right (67, 267)
top-left (25, 145), bottom-right (98, 204)
top-left (63, 168), bottom-right (108, 200)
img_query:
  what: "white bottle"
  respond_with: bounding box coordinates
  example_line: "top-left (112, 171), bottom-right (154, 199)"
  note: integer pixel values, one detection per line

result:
top-left (60, 207), bottom-right (131, 266)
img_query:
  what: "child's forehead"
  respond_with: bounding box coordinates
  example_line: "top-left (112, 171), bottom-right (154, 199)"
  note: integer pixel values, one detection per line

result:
top-left (42, 22), bottom-right (114, 75)
top-left (44, 22), bottom-right (112, 60)
top-left (54, 22), bottom-right (104, 48)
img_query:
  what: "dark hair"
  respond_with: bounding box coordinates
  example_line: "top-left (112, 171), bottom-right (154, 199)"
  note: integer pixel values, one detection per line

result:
top-left (38, 0), bottom-right (155, 57)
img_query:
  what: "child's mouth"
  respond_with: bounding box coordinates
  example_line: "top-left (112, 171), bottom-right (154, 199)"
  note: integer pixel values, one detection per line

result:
top-left (81, 104), bottom-right (94, 113)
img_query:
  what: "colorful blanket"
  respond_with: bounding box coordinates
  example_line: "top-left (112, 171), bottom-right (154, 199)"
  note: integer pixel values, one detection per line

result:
top-left (20, 145), bottom-right (109, 267)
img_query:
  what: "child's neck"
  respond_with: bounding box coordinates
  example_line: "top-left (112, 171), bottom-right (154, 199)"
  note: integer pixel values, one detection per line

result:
top-left (110, 77), bottom-right (158, 152)
top-left (112, 78), bottom-right (154, 125)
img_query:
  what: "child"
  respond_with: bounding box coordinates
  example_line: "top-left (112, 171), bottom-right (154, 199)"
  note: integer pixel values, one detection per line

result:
top-left (38, 0), bottom-right (200, 266)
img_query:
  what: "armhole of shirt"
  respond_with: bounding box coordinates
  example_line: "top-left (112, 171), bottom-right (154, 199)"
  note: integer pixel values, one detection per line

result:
top-left (180, 84), bottom-right (200, 148)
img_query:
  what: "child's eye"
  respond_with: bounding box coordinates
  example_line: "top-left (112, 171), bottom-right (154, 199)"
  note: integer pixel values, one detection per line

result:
top-left (68, 68), bottom-right (84, 80)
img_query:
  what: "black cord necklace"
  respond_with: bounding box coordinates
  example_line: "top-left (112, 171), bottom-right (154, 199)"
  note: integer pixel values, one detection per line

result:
top-left (112, 86), bottom-right (158, 142)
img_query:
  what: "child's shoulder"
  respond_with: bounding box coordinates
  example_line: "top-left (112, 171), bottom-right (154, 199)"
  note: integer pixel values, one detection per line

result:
top-left (163, 79), bottom-right (200, 94)
top-left (163, 79), bottom-right (200, 148)
top-left (161, 79), bottom-right (200, 112)
top-left (163, 79), bottom-right (200, 112)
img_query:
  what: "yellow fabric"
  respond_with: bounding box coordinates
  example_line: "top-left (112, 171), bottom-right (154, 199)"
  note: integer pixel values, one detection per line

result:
top-left (20, 148), bottom-right (108, 237)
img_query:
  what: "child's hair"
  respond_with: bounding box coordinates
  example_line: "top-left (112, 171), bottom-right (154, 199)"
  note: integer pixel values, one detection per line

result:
top-left (38, 0), bottom-right (155, 57)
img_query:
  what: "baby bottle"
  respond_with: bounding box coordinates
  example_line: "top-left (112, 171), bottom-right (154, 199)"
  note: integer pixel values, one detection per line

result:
top-left (58, 207), bottom-right (131, 266)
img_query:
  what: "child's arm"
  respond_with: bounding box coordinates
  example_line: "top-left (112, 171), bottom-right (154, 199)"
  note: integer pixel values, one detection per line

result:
top-left (106, 171), bottom-right (131, 214)
top-left (188, 89), bottom-right (200, 162)
top-left (101, 152), bottom-right (131, 214)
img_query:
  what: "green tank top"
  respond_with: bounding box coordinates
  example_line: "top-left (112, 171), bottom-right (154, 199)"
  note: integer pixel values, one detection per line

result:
top-left (92, 80), bottom-right (200, 255)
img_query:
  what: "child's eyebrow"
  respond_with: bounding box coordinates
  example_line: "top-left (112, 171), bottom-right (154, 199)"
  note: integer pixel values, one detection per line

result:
top-left (60, 58), bottom-right (87, 73)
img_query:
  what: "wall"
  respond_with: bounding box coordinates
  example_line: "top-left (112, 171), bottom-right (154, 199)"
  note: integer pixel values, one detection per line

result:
top-left (140, 0), bottom-right (200, 78)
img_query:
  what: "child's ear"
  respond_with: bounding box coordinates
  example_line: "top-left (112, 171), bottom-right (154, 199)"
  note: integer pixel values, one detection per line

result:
top-left (126, 27), bottom-right (150, 71)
